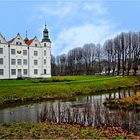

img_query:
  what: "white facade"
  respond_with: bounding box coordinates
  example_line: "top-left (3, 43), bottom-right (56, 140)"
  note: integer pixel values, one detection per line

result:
top-left (0, 26), bottom-right (51, 79)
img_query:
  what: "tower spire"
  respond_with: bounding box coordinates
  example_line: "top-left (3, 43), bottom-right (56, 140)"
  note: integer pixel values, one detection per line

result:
top-left (24, 30), bottom-right (29, 42)
top-left (26, 30), bottom-right (28, 38)
top-left (45, 21), bottom-right (47, 29)
top-left (42, 23), bottom-right (51, 43)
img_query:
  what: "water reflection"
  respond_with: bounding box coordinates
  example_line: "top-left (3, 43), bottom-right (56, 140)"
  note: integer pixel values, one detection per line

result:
top-left (38, 96), bottom-right (140, 134)
top-left (0, 88), bottom-right (140, 134)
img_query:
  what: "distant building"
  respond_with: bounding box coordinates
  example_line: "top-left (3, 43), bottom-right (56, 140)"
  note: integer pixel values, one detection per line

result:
top-left (0, 24), bottom-right (51, 79)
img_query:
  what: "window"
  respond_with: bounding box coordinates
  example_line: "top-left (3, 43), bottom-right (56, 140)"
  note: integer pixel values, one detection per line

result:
top-left (17, 59), bottom-right (22, 65)
top-left (0, 69), bottom-right (4, 75)
top-left (34, 51), bottom-right (38, 56)
top-left (18, 69), bottom-right (22, 77)
top-left (16, 42), bottom-right (22, 45)
top-left (11, 49), bottom-right (15, 55)
top-left (34, 60), bottom-right (38, 65)
top-left (23, 59), bottom-right (27, 65)
top-left (23, 50), bottom-right (27, 55)
top-left (44, 43), bottom-right (46, 47)
top-left (23, 69), bottom-right (28, 75)
top-left (0, 58), bottom-right (3, 65)
top-left (11, 59), bottom-right (16, 65)
top-left (44, 59), bottom-right (46, 65)
top-left (0, 48), bottom-right (3, 54)
top-left (35, 44), bottom-right (37, 47)
top-left (44, 69), bottom-right (46, 74)
top-left (44, 50), bottom-right (46, 56)
top-left (34, 69), bottom-right (38, 75)
top-left (11, 69), bottom-right (16, 75)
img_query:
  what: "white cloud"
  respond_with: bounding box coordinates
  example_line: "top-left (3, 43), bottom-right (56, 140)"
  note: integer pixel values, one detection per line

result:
top-left (37, 1), bottom-right (120, 56)
top-left (83, 2), bottom-right (108, 15)
top-left (39, 2), bottom-right (73, 18)
top-left (52, 22), bottom-right (117, 55)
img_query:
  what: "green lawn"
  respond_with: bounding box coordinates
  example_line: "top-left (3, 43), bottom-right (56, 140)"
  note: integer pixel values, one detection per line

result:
top-left (0, 75), bottom-right (140, 139)
top-left (0, 75), bottom-right (139, 105)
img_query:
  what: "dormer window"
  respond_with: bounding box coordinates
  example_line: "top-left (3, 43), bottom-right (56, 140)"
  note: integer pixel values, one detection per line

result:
top-left (16, 42), bottom-right (22, 45)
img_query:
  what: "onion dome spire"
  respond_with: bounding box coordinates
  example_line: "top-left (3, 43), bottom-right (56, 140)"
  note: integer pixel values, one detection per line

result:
top-left (42, 23), bottom-right (51, 43)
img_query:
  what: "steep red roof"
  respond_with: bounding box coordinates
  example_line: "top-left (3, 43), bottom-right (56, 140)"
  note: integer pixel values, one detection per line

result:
top-left (25, 39), bottom-right (34, 45)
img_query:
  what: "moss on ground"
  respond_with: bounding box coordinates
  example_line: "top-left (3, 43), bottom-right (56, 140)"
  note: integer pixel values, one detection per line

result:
top-left (0, 121), bottom-right (139, 139)
top-left (104, 92), bottom-right (140, 110)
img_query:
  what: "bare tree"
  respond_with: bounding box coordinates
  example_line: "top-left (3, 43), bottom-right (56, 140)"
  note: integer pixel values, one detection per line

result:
top-left (96, 43), bottom-right (102, 74)
top-left (52, 31), bottom-right (140, 76)
top-left (51, 55), bottom-right (57, 76)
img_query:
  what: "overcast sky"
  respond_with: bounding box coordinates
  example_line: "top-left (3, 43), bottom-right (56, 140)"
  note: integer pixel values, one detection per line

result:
top-left (0, 0), bottom-right (140, 55)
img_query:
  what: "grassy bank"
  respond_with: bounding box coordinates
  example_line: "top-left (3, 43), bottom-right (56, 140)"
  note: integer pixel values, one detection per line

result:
top-left (0, 75), bottom-right (140, 105)
top-left (0, 121), bottom-right (138, 139)
top-left (104, 92), bottom-right (140, 110)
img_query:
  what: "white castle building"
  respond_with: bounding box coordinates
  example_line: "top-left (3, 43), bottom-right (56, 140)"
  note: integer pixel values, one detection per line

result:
top-left (0, 25), bottom-right (51, 79)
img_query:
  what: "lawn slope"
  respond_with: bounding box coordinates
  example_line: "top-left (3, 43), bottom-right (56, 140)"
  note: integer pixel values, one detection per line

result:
top-left (0, 75), bottom-right (139, 105)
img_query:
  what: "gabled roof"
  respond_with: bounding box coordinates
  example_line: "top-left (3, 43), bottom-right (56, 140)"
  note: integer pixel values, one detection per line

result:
top-left (25, 38), bottom-right (34, 45)
top-left (7, 34), bottom-right (42, 46)
top-left (8, 33), bottom-right (21, 44)
top-left (0, 33), bottom-right (7, 43)
top-left (25, 36), bottom-right (41, 47)
top-left (8, 33), bottom-right (26, 46)
top-left (8, 37), bottom-right (16, 44)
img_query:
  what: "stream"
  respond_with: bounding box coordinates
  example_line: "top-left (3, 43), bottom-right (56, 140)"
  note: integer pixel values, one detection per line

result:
top-left (0, 87), bottom-right (140, 134)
